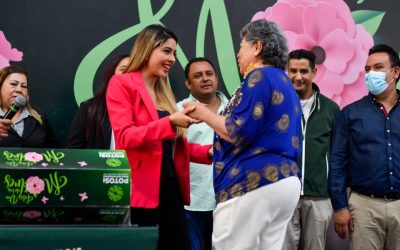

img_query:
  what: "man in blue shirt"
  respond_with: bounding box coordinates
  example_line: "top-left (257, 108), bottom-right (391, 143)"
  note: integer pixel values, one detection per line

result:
top-left (328, 44), bottom-right (400, 249)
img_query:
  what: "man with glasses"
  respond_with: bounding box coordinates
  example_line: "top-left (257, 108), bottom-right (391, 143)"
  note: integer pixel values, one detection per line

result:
top-left (329, 44), bottom-right (400, 249)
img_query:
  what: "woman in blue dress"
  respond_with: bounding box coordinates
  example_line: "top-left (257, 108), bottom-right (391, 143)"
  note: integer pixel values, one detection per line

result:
top-left (184, 19), bottom-right (302, 250)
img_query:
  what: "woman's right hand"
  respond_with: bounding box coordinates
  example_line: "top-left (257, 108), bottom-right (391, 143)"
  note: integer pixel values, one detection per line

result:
top-left (0, 119), bottom-right (12, 139)
top-left (169, 106), bottom-right (199, 128)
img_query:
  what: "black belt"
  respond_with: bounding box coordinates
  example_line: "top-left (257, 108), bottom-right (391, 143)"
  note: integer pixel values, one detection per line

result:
top-left (356, 192), bottom-right (400, 200)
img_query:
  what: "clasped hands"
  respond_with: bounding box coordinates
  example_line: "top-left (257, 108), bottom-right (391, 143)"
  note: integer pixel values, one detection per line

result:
top-left (169, 101), bottom-right (209, 128)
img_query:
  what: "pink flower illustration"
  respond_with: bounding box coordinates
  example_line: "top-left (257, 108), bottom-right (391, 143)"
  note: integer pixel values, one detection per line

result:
top-left (79, 192), bottom-right (88, 202)
top-left (0, 31), bottom-right (23, 68)
top-left (24, 152), bottom-right (43, 163)
top-left (23, 210), bottom-right (42, 219)
top-left (26, 176), bottom-right (45, 194)
top-left (252, 0), bottom-right (374, 108)
top-left (41, 196), bottom-right (49, 204)
top-left (77, 161), bottom-right (87, 167)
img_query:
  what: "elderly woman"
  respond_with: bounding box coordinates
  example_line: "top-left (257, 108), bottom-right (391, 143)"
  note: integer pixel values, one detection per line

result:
top-left (0, 65), bottom-right (58, 147)
top-left (184, 20), bottom-right (302, 250)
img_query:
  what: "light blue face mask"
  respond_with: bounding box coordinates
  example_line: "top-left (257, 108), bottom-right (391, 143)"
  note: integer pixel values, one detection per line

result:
top-left (364, 68), bottom-right (394, 95)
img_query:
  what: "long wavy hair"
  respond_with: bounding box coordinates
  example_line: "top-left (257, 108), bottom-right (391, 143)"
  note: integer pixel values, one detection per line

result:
top-left (125, 24), bottom-right (184, 137)
top-left (85, 54), bottom-right (129, 139)
top-left (0, 65), bottom-right (43, 124)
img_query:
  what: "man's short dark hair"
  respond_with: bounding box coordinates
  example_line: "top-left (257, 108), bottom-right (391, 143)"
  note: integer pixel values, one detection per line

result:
top-left (369, 44), bottom-right (400, 68)
top-left (288, 49), bottom-right (316, 69)
top-left (369, 44), bottom-right (400, 83)
top-left (184, 57), bottom-right (217, 79)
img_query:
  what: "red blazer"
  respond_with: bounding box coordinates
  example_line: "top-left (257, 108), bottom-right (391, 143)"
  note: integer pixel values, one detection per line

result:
top-left (107, 71), bottom-right (212, 208)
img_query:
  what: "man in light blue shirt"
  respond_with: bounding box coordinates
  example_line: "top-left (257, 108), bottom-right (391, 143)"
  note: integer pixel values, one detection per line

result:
top-left (177, 57), bottom-right (228, 250)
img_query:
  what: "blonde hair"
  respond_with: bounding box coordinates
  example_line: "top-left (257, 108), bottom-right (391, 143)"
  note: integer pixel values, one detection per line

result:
top-left (125, 24), bottom-right (185, 137)
top-left (0, 66), bottom-right (43, 125)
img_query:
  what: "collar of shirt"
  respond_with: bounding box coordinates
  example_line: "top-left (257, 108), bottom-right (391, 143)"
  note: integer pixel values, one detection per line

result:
top-left (0, 106), bottom-right (31, 121)
top-left (369, 91), bottom-right (400, 118)
top-left (188, 92), bottom-right (229, 113)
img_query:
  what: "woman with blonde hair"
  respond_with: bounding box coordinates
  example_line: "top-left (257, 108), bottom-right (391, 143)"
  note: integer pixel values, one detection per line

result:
top-left (106, 24), bottom-right (212, 250)
top-left (0, 65), bottom-right (58, 147)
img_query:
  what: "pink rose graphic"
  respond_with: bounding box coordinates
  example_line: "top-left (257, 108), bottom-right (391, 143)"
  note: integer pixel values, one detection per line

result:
top-left (252, 0), bottom-right (374, 108)
top-left (24, 152), bottom-right (43, 163)
top-left (23, 210), bottom-right (42, 219)
top-left (0, 31), bottom-right (23, 68)
top-left (26, 176), bottom-right (45, 195)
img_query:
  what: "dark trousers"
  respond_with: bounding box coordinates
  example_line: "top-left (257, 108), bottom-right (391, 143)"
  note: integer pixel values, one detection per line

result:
top-left (131, 177), bottom-right (190, 250)
top-left (185, 210), bottom-right (213, 250)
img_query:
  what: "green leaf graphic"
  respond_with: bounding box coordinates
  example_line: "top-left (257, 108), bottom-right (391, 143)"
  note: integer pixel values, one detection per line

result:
top-left (351, 10), bottom-right (385, 36)
top-left (73, 0), bottom-right (175, 105)
top-left (106, 158), bottom-right (121, 167)
top-left (108, 185), bottom-right (124, 202)
top-left (102, 214), bottom-right (118, 222)
top-left (197, 0), bottom-right (240, 95)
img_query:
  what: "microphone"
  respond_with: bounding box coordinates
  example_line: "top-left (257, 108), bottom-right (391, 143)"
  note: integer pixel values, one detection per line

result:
top-left (3, 95), bottom-right (26, 120)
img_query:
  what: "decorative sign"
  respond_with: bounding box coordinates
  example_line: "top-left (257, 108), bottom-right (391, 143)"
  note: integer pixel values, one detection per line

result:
top-left (0, 148), bottom-right (131, 225)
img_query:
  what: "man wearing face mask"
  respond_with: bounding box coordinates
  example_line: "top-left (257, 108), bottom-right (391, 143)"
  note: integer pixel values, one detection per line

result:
top-left (328, 44), bottom-right (400, 249)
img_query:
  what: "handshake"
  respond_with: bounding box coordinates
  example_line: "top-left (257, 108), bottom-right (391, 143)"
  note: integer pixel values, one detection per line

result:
top-left (169, 101), bottom-right (209, 128)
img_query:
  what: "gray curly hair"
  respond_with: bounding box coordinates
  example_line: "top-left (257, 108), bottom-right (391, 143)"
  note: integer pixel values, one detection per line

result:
top-left (240, 20), bottom-right (288, 69)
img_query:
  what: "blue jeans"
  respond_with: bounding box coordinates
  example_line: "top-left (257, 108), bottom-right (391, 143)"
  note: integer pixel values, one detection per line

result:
top-left (185, 210), bottom-right (213, 250)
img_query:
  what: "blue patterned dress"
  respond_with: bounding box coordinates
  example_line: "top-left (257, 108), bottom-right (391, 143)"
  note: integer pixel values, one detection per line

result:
top-left (213, 66), bottom-right (302, 203)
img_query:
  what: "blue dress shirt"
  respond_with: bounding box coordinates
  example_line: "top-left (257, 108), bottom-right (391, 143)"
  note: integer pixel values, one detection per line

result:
top-left (328, 93), bottom-right (400, 211)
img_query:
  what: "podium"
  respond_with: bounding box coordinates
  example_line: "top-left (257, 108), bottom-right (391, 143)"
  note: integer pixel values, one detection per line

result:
top-left (0, 148), bottom-right (130, 225)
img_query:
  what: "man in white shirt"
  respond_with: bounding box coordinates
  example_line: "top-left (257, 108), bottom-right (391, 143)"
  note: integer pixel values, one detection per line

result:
top-left (177, 57), bottom-right (228, 250)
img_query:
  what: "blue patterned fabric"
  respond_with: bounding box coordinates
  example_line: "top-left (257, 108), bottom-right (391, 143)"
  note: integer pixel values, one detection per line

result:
top-left (213, 66), bottom-right (302, 203)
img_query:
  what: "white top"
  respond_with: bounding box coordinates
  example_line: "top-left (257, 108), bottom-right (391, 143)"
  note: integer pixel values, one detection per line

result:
top-left (177, 92), bottom-right (229, 211)
top-left (110, 130), bottom-right (116, 150)
top-left (300, 93), bottom-right (315, 122)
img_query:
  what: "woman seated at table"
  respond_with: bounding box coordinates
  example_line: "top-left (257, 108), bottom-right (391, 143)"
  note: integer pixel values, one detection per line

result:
top-left (0, 65), bottom-right (58, 147)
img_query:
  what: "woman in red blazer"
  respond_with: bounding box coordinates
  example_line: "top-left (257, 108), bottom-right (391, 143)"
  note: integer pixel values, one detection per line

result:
top-left (107, 24), bottom-right (212, 250)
